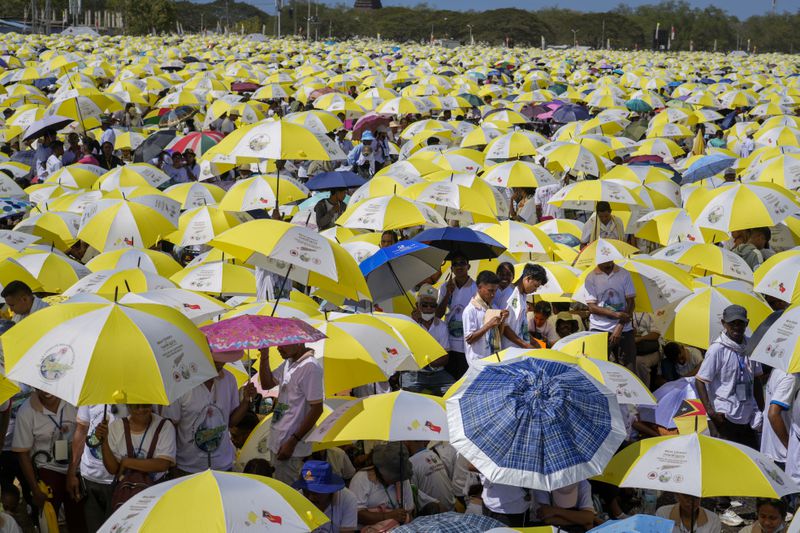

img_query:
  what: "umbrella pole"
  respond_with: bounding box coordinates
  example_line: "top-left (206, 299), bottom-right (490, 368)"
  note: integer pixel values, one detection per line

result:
top-left (387, 263), bottom-right (415, 311)
top-left (270, 264), bottom-right (293, 317)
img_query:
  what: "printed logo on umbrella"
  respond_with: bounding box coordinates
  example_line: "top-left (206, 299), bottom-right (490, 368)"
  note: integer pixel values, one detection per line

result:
top-left (406, 419), bottom-right (442, 433)
top-left (247, 133), bottom-right (271, 152)
top-left (39, 344), bottom-right (75, 381)
top-left (262, 511), bottom-right (282, 525)
top-left (182, 303), bottom-right (202, 310)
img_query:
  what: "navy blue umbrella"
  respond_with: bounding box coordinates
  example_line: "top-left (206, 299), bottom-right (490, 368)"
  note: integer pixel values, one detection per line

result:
top-left (552, 104), bottom-right (591, 123)
top-left (305, 171), bottom-right (366, 191)
top-left (359, 241), bottom-right (448, 303)
top-left (629, 161), bottom-right (682, 184)
top-left (412, 227), bottom-right (506, 260)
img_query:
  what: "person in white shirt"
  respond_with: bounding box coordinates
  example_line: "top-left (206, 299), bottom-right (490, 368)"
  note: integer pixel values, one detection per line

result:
top-left (1, 281), bottom-right (48, 323)
top-left (67, 405), bottom-right (125, 531)
top-left (480, 476), bottom-right (532, 527)
top-left (94, 404), bottom-right (175, 488)
top-left (162, 361), bottom-right (255, 475)
top-left (492, 262), bottom-right (516, 309)
top-left (527, 300), bottom-right (559, 348)
top-left (33, 133), bottom-right (54, 182)
top-left (400, 284), bottom-right (454, 396)
top-left (294, 460), bottom-right (357, 533)
top-left (12, 389), bottom-right (83, 532)
top-left (633, 312), bottom-right (662, 389)
top-left (165, 151), bottom-right (189, 184)
top-left (581, 201), bottom-right (626, 245)
top-left (512, 188), bottom-right (538, 225)
top-left (436, 255), bottom-right (477, 379)
top-left (42, 140), bottom-right (64, 181)
top-left (584, 260), bottom-right (637, 369)
top-left (220, 112), bottom-right (238, 135)
top-left (462, 270), bottom-right (507, 366)
top-left (533, 481), bottom-right (595, 531)
top-left (760, 369), bottom-right (797, 467)
top-left (738, 133), bottom-right (755, 158)
top-left (656, 493), bottom-right (721, 533)
top-left (696, 305), bottom-right (764, 449)
top-left (259, 343), bottom-right (324, 485)
top-left (502, 264), bottom-right (549, 350)
top-left (99, 115), bottom-right (117, 147)
top-left (535, 174), bottom-right (573, 221)
top-left (405, 441), bottom-right (455, 511)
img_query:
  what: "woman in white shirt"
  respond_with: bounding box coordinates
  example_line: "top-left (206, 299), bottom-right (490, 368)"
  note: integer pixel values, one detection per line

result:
top-left (656, 493), bottom-right (721, 533)
top-left (94, 404), bottom-right (176, 481)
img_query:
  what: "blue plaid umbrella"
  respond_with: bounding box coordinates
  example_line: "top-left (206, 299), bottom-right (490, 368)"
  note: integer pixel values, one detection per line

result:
top-left (393, 512), bottom-right (505, 532)
top-left (447, 356), bottom-right (626, 491)
top-left (681, 154), bottom-right (736, 184)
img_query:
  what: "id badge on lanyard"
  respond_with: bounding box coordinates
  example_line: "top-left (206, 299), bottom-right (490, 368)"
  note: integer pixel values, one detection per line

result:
top-left (735, 354), bottom-right (750, 402)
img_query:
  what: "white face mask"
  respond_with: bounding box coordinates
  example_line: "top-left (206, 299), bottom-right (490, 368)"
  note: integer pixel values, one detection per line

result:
top-left (420, 312), bottom-right (435, 321)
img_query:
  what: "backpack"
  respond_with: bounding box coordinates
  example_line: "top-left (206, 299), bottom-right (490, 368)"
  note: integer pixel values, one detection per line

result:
top-left (110, 418), bottom-right (167, 510)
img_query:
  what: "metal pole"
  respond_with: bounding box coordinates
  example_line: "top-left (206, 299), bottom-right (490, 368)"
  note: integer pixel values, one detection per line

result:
top-left (306, 0), bottom-right (311, 40)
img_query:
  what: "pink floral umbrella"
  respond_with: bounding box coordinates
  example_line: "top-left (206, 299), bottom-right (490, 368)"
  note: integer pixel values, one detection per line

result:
top-left (200, 315), bottom-right (326, 361)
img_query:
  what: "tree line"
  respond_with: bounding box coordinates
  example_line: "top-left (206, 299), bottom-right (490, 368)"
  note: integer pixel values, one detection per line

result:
top-left (6, 0), bottom-right (800, 53)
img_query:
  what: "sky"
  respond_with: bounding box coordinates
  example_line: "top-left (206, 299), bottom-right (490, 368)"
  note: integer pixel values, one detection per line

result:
top-left (238, 0), bottom-right (800, 18)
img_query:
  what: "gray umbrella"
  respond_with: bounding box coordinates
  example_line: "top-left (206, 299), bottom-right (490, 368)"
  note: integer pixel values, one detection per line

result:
top-left (22, 114), bottom-right (73, 141)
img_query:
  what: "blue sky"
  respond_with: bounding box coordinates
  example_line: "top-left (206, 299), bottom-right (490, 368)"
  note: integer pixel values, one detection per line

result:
top-left (238, 0), bottom-right (800, 18)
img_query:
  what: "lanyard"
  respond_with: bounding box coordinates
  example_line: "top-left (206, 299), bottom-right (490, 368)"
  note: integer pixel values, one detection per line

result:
top-left (47, 407), bottom-right (63, 432)
top-left (736, 353), bottom-right (750, 383)
top-left (135, 421), bottom-right (152, 458)
top-left (383, 483), bottom-right (398, 509)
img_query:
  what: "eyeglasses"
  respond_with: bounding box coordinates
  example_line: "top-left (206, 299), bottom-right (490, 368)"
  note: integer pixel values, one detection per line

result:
top-left (419, 302), bottom-right (437, 309)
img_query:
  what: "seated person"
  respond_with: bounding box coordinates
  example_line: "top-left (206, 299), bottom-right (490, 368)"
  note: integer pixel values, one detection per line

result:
top-left (528, 301), bottom-right (558, 347)
top-left (660, 342), bottom-right (703, 383)
top-left (739, 499), bottom-right (786, 533)
top-left (294, 460), bottom-right (357, 533)
top-left (533, 481), bottom-right (595, 531)
top-left (656, 493), bottom-right (721, 533)
top-left (554, 312), bottom-right (581, 340)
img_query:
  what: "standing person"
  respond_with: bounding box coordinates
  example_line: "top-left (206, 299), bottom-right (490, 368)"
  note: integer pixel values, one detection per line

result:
top-left (436, 255), bottom-right (477, 379)
top-left (510, 188), bottom-right (537, 225)
top-left (580, 202), bottom-right (625, 245)
top-left (502, 264), bottom-right (548, 350)
top-left (732, 227), bottom-right (775, 271)
top-left (401, 285), bottom-right (453, 396)
top-left (759, 368), bottom-right (797, 468)
top-left (1, 281), bottom-right (47, 323)
top-left (633, 312), bottom-right (662, 389)
top-left (738, 134), bottom-right (755, 158)
top-left (99, 115), bottom-right (117, 148)
top-left (98, 142), bottom-right (122, 171)
top-left (258, 343), bottom-right (324, 485)
top-left (183, 150), bottom-right (199, 181)
top-left (294, 460), bottom-right (358, 533)
top-left (492, 262), bottom-right (516, 309)
top-left (61, 133), bottom-right (81, 166)
top-left (462, 270), bottom-right (507, 367)
top-left (162, 361), bottom-right (255, 476)
top-left (535, 174), bottom-right (572, 221)
top-left (314, 189), bottom-right (347, 231)
top-left (33, 133), bottom-right (54, 182)
top-left (67, 405), bottom-right (124, 531)
top-left (583, 260), bottom-right (637, 369)
top-left (12, 390), bottom-right (85, 532)
top-left (42, 141), bottom-right (64, 182)
top-left (696, 305), bottom-right (764, 449)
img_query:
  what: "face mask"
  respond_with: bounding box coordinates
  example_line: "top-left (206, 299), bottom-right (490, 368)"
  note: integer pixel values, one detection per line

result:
top-left (420, 312), bottom-right (435, 321)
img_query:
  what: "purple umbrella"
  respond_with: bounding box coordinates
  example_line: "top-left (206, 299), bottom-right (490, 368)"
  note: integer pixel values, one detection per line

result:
top-left (200, 315), bottom-right (326, 359)
top-left (352, 112), bottom-right (392, 140)
top-left (552, 104), bottom-right (591, 123)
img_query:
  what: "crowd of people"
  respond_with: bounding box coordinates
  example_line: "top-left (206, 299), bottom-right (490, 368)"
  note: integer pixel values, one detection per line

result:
top-left (0, 32), bottom-right (799, 533)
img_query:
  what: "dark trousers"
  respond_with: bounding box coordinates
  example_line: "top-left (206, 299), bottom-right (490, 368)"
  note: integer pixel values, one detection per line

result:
top-left (716, 418), bottom-right (759, 449)
top-left (594, 329), bottom-right (637, 369)
top-left (483, 505), bottom-right (528, 527)
top-left (38, 468), bottom-right (87, 533)
top-left (444, 351), bottom-right (469, 381)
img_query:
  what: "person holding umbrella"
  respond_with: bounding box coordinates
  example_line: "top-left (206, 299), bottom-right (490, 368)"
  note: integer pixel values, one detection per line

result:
top-left (436, 254), bottom-right (477, 379)
top-left (314, 189), bottom-right (347, 231)
top-left (33, 132), bottom-right (54, 183)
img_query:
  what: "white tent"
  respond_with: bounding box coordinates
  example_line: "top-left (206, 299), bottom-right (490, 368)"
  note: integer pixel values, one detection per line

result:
top-left (61, 26), bottom-right (99, 36)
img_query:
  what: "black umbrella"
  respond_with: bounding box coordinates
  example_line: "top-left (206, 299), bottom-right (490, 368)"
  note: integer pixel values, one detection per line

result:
top-left (412, 227), bottom-right (506, 260)
top-left (158, 106), bottom-right (196, 128)
top-left (22, 114), bottom-right (73, 141)
top-left (133, 129), bottom-right (178, 163)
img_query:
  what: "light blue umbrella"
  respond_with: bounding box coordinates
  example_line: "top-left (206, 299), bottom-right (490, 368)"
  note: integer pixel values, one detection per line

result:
top-left (638, 377), bottom-right (697, 429)
top-left (393, 512), bottom-right (505, 532)
top-left (681, 154), bottom-right (736, 184)
top-left (447, 356), bottom-right (627, 491)
top-left (590, 514), bottom-right (674, 533)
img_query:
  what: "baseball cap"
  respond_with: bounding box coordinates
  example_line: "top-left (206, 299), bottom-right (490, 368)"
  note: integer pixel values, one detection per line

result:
top-left (722, 304), bottom-right (748, 323)
top-left (416, 284), bottom-right (437, 303)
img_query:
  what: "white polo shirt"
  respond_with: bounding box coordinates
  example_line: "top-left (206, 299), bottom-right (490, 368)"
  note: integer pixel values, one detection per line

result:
top-left (162, 369), bottom-right (239, 473)
top-left (107, 413), bottom-right (176, 466)
top-left (12, 396), bottom-right (77, 474)
top-left (438, 278), bottom-right (477, 353)
top-left (502, 286), bottom-right (529, 349)
top-left (312, 488), bottom-right (358, 533)
top-left (76, 404), bottom-right (125, 484)
top-left (760, 369), bottom-right (798, 462)
top-left (462, 302), bottom-right (495, 365)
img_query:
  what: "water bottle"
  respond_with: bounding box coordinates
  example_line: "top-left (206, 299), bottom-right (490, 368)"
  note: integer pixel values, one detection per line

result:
top-left (642, 489), bottom-right (659, 515)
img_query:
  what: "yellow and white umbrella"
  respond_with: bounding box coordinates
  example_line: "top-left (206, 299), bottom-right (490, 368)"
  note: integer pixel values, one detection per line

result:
top-left (77, 197), bottom-right (180, 252)
top-left (2, 300), bottom-right (217, 405)
top-left (539, 142), bottom-right (606, 176)
top-left (480, 160), bottom-right (558, 188)
top-left (634, 208), bottom-right (728, 246)
top-left (14, 210), bottom-right (81, 250)
top-left (471, 220), bottom-right (554, 255)
top-left (688, 182), bottom-right (800, 233)
top-left (62, 268), bottom-right (175, 298)
top-left (99, 470), bottom-right (328, 533)
top-left (9, 250), bottom-right (90, 294)
top-left (163, 182), bottom-right (226, 209)
top-left (86, 248), bottom-right (182, 277)
top-left (483, 130), bottom-right (548, 159)
top-left (214, 120), bottom-right (345, 161)
top-left (119, 288), bottom-right (230, 325)
top-left (651, 242), bottom-right (754, 282)
top-left (94, 163), bottom-right (171, 191)
top-left (167, 207), bottom-right (252, 247)
top-left (753, 250), bottom-right (800, 303)
top-left (336, 195), bottom-right (446, 231)
top-left (548, 179), bottom-right (644, 210)
top-left (45, 164), bottom-right (105, 189)
top-left (170, 261), bottom-right (256, 297)
top-left (218, 175), bottom-right (309, 211)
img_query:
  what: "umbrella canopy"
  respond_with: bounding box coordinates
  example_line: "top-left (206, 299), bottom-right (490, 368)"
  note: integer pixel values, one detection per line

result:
top-left (22, 114), bottom-right (73, 141)
top-left (201, 315), bottom-right (326, 353)
top-left (596, 432), bottom-right (798, 498)
top-left (305, 171), bottom-right (366, 191)
top-left (447, 356), bottom-right (626, 490)
top-left (119, 288), bottom-right (230, 325)
top-left (99, 470), bottom-right (328, 532)
top-left (133, 129), bottom-right (179, 163)
top-left (359, 240), bottom-right (448, 303)
top-left (393, 513), bottom-right (506, 532)
top-left (412, 227), bottom-right (506, 260)
top-left (2, 300), bottom-right (217, 405)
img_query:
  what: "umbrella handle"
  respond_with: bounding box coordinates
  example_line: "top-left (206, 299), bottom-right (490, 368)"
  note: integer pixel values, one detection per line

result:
top-left (270, 264), bottom-right (293, 317)
top-left (386, 263), bottom-right (414, 312)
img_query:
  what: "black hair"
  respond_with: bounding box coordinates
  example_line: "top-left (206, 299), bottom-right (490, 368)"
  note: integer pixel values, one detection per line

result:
top-left (476, 270), bottom-right (500, 286)
top-left (663, 342), bottom-right (681, 360)
top-left (751, 227), bottom-right (771, 241)
top-left (0, 281), bottom-right (32, 299)
top-left (521, 263), bottom-right (548, 285)
top-left (596, 201), bottom-right (611, 213)
top-left (233, 410), bottom-right (259, 434)
top-left (756, 498), bottom-right (787, 518)
top-left (243, 458), bottom-right (275, 477)
top-left (496, 262), bottom-right (514, 276)
top-left (533, 301), bottom-right (551, 316)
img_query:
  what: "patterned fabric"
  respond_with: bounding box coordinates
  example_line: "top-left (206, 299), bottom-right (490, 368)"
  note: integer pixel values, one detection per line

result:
top-left (455, 358), bottom-right (619, 475)
top-left (393, 512), bottom-right (504, 532)
top-left (168, 131), bottom-right (224, 156)
top-left (0, 197), bottom-right (32, 218)
top-left (200, 315), bottom-right (326, 352)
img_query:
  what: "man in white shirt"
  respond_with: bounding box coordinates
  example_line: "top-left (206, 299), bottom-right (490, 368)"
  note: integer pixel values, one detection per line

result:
top-left (536, 174), bottom-right (573, 220)
top-left (462, 270), bottom-right (507, 366)
top-left (1, 281), bottom-right (48, 323)
top-left (760, 369), bottom-right (797, 467)
top-left (99, 115), bottom-right (116, 148)
top-left (42, 140), bottom-right (64, 181)
top-left (162, 361), bottom-right (255, 475)
top-left (738, 133), bottom-right (755, 158)
top-left (400, 284), bottom-right (454, 396)
top-left (583, 260), bottom-right (637, 369)
top-left (220, 112), bottom-right (238, 135)
top-left (581, 201), bottom-right (625, 245)
top-left (696, 305), bottom-right (764, 449)
top-left (502, 264), bottom-right (549, 350)
top-left (405, 441), bottom-right (455, 511)
top-left (259, 343), bottom-right (324, 484)
top-left (436, 255), bottom-right (477, 379)
top-left (33, 133), bottom-right (54, 182)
